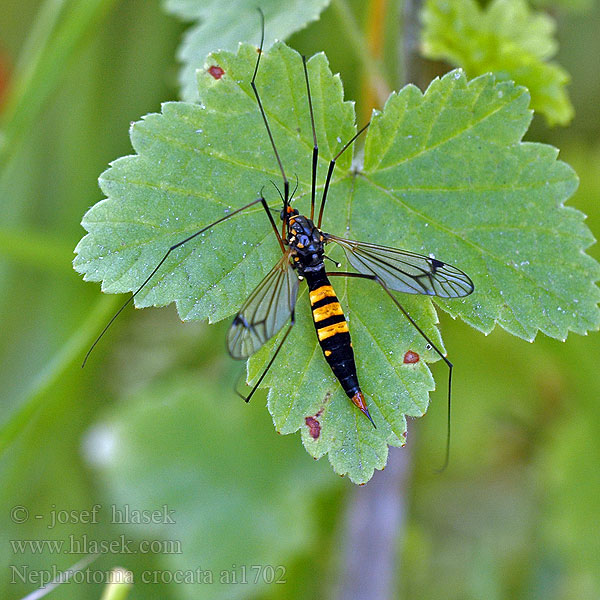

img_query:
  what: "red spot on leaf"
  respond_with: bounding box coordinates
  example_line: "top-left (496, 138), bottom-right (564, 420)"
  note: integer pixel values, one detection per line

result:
top-left (404, 350), bottom-right (420, 364)
top-left (305, 416), bottom-right (321, 440)
top-left (208, 65), bottom-right (224, 79)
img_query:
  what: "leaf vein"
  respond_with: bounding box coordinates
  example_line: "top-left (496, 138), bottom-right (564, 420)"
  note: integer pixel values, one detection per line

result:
top-left (372, 90), bottom-right (527, 173)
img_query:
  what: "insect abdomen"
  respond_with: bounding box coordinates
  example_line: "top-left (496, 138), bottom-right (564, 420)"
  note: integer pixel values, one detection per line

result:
top-left (304, 269), bottom-right (373, 425)
top-left (304, 269), bottom-right (375, 425)
top-left (309, 280), bottom-right (356, 391)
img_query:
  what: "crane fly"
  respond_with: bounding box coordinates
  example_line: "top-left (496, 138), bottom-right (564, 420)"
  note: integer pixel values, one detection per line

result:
top-left (83, 10), bottom-right (474, 463)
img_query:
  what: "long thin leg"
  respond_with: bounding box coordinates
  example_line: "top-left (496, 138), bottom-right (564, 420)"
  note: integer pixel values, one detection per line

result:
top-left (83, 196), bottom-right (282, 367)
top-left (317, 122), bottom-right (370, 228)
top-left (236, 311), bottom-right (295, 403)
top-left (301, 55), bottom-right (318, 221)
top-left (327, 271), bottom-right (453, 471)
top-left (251, 9), bottom-right (289, 230)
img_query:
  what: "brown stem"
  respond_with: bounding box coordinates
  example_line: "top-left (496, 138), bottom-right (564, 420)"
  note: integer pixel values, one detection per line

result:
top-left (335, 439), bottom-right (414, 600)
top-left (361, 0), bottom-right (390, 122)
top-left (403, 0), bottom-right (426, 88)
top-left (334, 2), bottom-right (426, 598)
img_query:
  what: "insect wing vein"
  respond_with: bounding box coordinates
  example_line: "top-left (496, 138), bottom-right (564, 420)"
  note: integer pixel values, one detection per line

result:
top-left (227, 254), bottom-right (299, 359)
top-left (328, 235), bottom-right (474, 298)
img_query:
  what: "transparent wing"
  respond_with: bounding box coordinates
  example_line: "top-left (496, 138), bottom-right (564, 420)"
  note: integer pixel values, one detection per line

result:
top-left (227, 255), bottom-right (299, 359)
top-left (328, 234), bottom-right (474, 298)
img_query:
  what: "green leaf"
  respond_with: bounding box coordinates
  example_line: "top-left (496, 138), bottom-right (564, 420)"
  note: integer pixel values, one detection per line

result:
top-left (164, 0), bottom-right (330, 101)
top-left (91, 373), bottom-right (336, 600)
top-left (422, 0), bottom-right (575, 126)
top-left (74, 42), bottom-right (598, 483)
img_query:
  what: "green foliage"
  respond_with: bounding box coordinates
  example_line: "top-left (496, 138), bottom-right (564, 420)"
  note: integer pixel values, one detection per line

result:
top-left (2, 0), bottom-right (600, 597)
top-left (74, 42), bottom-right (597, 483)
top-left (422, 0), bottom-right (575, 126)
top-left (164, 0), bottom-right (330, 101)
top-left (0, 0), bottom-right (120, 169)
top-left (532, 0), bottom-right (596, 11)
top-left (94, 373), bottom-right (335, 600)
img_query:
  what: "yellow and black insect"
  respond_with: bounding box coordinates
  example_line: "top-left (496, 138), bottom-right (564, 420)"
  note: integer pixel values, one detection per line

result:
top-left (223, 13), bottom-right (474, 428)
top-left (84, 11), bottom-right (474, 433)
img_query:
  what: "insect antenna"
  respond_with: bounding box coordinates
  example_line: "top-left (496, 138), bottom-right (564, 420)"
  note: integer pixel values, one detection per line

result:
top-left (290, 173), bottom-right (299, 201)
top-left (251, 9), bottom-right (289, 227)
top-left (269, 180), bottom-right (285, 205)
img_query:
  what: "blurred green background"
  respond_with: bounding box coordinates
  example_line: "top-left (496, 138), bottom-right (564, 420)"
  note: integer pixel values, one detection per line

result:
top-left (1, 1), bottom-right (599, 599)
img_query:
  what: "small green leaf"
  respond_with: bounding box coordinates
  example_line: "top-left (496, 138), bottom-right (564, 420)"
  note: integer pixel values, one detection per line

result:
top-left (422, 0), bottom-right (575, 126)
top-left (164, 0), bottom-right (330, 101)
top-left (74, 42), bottom-right (598, 484)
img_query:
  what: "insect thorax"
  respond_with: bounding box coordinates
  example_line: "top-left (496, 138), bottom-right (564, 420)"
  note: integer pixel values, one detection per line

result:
top-left (288, 214), bottom-right (326, 273)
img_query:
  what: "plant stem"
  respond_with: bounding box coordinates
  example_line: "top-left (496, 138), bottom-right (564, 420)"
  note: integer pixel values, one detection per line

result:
top-left (19, 554), bottom-right (99, 600)
top-left (403, 0), bottom-right (426, 87)
top-left (361, 0), bottom-right (390, 123)
top-left (335, 2), bottom-right (426, 598)
top-left (331, 0), bottom-right (391, 110)
top-left (99, 568), bottom-right (133, 600)
top-left (335, 442), bottom-right (414, 600)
